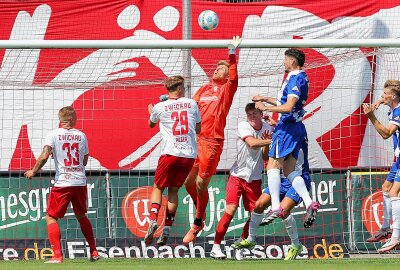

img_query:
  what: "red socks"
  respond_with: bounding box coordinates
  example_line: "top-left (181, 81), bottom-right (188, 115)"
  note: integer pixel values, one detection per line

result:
top-left (78, 217), bottom-right (96, 253)
top-left (214, 213), bottom-right (233, 244)
top-left (47, 222), bottom-right (62, 257)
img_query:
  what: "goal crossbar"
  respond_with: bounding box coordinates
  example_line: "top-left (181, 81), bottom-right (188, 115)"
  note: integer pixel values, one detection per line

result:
top-left (0, 39), bottom-right (399, 49)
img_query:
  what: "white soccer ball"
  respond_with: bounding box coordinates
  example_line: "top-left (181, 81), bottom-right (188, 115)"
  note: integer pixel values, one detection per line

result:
top-left (198, 10), bottom-right (219, 31)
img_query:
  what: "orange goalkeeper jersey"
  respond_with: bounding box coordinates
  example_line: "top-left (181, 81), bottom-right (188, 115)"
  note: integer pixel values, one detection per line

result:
top-left (193, 54), bottom-right (238, 140)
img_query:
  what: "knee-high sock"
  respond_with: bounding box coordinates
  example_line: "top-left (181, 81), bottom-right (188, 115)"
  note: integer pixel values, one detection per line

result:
top-left (214, 213), bottom-right (233, 244)
top-left (78, 217), bottom-right (96, 253)
top-left (47, 222), bottom-right (62, 257)
top-left (382, 191), bottom-right (392, 229)
top-left (241, 219), bottom-right (250, 240)
top-left (391, 197), bottom-right (400, 239)
top-left (283, 214), bottom-right (300, 246)
top-left (186, 183), bottom-right (197, 205)
top-left (196, 190), bottom-right (209, 220)
top-left (288, 172), bottom-right (312, 208)
top-left (267, 169), bottom-right (281, 210)
top-left (248, 212), bottom-right (263, 242)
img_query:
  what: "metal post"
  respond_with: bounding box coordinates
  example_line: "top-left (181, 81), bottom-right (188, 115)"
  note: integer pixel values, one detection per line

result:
top-left (182, 0), bottom-right (192, 97)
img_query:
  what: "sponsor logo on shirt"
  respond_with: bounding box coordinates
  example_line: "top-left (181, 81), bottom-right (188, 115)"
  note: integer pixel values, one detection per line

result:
top-left (292, 85), bottom-right (300, 92)
top-left (199, 96), bottom-right (219, 102)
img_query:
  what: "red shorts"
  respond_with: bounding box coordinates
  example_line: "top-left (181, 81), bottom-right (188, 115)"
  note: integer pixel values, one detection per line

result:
top-left (47, 186), bottom-right (87, 219)
top-left (154, 154), bottom-right (195, 188)
top-left (193, 138), bottom-right (224, 179)
top-left (225, 175), bottom-right (262, 212)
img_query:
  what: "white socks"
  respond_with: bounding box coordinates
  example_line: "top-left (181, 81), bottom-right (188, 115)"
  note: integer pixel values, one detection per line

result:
top-left (283, 214), bottom-right (300, 246)
top-left (288, 172), bottom-right (312, 208)
top-left (248, 212), bottom-right (263, 242)
top-left (382, 191), bottom-right (392, 229)
top-left (391, 197), bottom-right (400, 239)
top-left (267, 168), bottom-right (281, 210)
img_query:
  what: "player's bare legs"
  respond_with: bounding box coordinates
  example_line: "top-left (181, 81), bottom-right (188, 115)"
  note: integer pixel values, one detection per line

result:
top-left (157, 187), bottom-right (179, 246)
top-left (45, 215), bottom-right (63, 263)
top-left (76, 214), bottom-right (99, 261)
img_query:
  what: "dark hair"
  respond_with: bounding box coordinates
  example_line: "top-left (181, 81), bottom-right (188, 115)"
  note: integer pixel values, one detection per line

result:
top-left (285, 48), bottom-right (305, 67)
top-left (165, 76), bottom-right (184, 92)
top-left (245, 102), bottom-right (262, 114)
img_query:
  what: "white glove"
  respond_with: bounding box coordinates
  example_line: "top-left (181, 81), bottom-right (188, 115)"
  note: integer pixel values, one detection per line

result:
top-left (228, 36), bottom-right (242, 54)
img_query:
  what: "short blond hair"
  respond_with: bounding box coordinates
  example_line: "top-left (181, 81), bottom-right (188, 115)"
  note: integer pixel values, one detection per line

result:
top-left (384, 80), bottom-right (400, 98)
top-left (218, 60), bottom-right (229, 68)
top-left (58, 106), bottom-right (76, 120)
top-left (165, 76), bottom-right (184, 92)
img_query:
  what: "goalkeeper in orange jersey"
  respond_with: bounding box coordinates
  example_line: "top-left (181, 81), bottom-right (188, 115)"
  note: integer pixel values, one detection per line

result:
top-left (183, 36), bottom-right (242, 244)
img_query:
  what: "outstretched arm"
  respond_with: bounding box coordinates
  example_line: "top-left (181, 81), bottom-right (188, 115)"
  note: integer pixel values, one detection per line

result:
top-left (253, 96), bottom-right (277, 106)
top-left (24, 145), bottom-right (52, 179)
top-left (256, 96), bottom-right (297, 113)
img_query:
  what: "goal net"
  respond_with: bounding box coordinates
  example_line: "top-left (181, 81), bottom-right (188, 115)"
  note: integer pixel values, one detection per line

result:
top-left (0, 43), bottom-right (399, 260)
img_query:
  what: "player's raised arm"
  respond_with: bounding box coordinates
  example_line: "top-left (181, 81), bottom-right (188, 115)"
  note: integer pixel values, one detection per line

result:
top-left (24, 145), bottom-right (52, 179)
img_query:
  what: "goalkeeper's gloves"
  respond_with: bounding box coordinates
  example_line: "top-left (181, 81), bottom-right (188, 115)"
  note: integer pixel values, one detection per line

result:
top-left (159, 94), bottom-right (169, 101)
top-left (228, 36), bottom-right (242, 54)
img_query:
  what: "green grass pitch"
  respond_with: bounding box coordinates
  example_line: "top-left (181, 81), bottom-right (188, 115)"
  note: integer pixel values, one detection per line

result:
top-left (1, 258), bottom-right (399, 270)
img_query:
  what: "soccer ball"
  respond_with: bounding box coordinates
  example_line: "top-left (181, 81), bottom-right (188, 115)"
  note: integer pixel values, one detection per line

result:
top-left (198, 10), bottom-right (219, 31)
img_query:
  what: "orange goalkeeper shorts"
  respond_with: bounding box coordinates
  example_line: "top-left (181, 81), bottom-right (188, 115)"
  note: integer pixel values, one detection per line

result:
top-left (193, 137), bottom-right (224, 179)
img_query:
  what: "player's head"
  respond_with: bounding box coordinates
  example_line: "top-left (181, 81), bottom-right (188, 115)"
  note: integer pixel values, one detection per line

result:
top-left (382, 80), bottom-right (400, 106)
top-left (212, 60), bottom-right (229, 82)
top-left (284, 48), bottom-right (305, 73)
top-left (58, 106), bottom-right (77, 128)
top-left (165, 75), bottom-right (185, 95)
top-left (245, 103), bottom-right (263, 128)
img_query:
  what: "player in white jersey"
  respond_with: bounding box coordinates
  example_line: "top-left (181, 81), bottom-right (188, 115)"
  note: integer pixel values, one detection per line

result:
top-left (144, 76), bottom-right (201, 246)
top-left (363, 80), bottom-right (400, 252)
top-left (24, 106), bottom-right (100, 263)
top-left (210, 103), bottom-right (273, 259)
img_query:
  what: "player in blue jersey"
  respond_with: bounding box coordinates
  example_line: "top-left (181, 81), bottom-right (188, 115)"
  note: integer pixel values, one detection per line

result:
top-left (363, 80), bottom-right (400, 252)
top-left (252, 48), bottom-right (319, 228)
top-left (232, 137), bottom-right (311, 260)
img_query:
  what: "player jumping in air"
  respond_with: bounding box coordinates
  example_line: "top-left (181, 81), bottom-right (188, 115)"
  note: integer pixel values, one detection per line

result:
top-left (183, 36), bottom-right (242, 244)
top-left (145, 76), bottom-right (201, 246)
top-left (253, 48), bottom-right (319, 228)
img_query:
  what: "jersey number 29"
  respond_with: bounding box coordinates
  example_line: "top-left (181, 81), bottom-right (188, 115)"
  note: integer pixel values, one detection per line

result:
top-left (171, 111), bottom-right (188, 135)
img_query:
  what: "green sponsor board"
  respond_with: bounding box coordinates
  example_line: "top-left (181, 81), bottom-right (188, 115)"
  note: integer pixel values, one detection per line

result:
top-left (110, 171), bottom-right (345, 239)
top-left (348, 171), bottom-right (388, 251)
top-left (0, 175), bottom-right (107, 239)
top-left (0, 171), bottom-right (346, 242)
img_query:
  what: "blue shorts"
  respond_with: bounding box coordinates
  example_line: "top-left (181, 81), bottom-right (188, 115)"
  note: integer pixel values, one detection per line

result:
top-left (268, 121), bottom-right (306, 159)
top-left (263, 173), bottom-right (311, 204)
top-left (386, 160), bottom-right (400, 183)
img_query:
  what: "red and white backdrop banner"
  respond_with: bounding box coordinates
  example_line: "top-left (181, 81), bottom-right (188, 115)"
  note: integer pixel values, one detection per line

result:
top-left (1, 0), bottom-right (400, 172)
